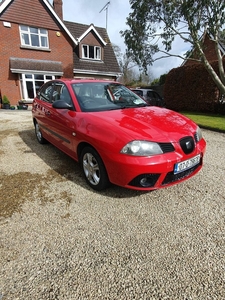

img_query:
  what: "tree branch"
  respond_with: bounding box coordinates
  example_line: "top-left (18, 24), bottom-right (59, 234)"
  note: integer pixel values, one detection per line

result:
top-left (153, 51), bottom-right (201, 63)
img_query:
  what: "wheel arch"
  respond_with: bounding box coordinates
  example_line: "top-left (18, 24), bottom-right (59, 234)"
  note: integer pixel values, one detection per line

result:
top-left (77, 142), bottom-right (96, 163)
top-left (79, 143), bottom-right (110, 190)
top-left (33, 117), bottom-right (37, 126)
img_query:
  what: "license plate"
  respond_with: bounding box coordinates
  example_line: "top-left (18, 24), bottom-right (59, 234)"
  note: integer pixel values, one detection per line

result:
top-left (174, 154), bottom-right (201, 174)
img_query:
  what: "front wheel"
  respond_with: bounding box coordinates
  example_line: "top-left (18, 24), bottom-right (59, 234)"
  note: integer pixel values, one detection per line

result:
top-left (34, 121), bottom-right (47, 144)
top-left (81, 147), bottom-right (110, 191)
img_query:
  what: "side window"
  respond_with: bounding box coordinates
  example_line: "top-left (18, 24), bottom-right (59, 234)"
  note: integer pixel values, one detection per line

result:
top-left (147, 91), bottom-right (154, 99)
top-left (60, 85), bottom-right (72, 105)
top-left (52, 83), bottom-right (61, 102)
top-left (154, 92), bottom-right (161, 100)
top-left (52, 83), bottom-right (72, 105)
top-left (135, 90), bottom-right (143, 97)
top-left (39, 82), bottom-right (54, 103)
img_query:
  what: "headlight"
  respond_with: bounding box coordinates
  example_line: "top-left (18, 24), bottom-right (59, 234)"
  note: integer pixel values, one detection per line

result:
top-left (195, 126), bottom-right (203, 142)
top-left (121, 140), bottom-right (163, 156)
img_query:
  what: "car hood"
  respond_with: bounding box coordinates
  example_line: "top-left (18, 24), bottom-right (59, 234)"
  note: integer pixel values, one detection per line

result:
top-left (88, 107), bottom-right (197, 143)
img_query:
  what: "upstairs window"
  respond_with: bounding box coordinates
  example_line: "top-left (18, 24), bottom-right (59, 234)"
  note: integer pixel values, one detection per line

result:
top-left (20, 25), bottom-right (49, 49)
top-left (82, 45), bottom-right (101, 60)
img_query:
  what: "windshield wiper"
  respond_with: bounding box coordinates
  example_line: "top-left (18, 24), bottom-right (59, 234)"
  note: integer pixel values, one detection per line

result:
top-left (135, 103), bottom-right (149, 107)
top-left (108, 102), bottom-right (148, 110)
top-left (119, 103), bottom-right (149, 108)
top-left (109, 105), bottom-right (127, 110)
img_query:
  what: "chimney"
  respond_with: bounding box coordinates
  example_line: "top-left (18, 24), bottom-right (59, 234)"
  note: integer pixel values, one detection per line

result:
top-left (53, 0), bottom-right (63, 20)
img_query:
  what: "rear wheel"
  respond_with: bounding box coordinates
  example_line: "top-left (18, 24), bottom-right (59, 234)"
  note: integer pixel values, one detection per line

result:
top-left (34, 121), bottom-right (47, 144)
top-left (81, 147), bottom-right (110, 191)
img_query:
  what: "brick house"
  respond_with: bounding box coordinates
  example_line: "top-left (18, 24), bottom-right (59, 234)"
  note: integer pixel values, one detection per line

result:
top-left (0, 0), bottom-right (121, 106)
top-left (65, 21), bottom-right (121, 80)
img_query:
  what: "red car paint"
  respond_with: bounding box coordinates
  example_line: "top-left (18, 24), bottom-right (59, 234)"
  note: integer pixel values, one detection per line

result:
top-left (32, 79), bottom-right (206, 191)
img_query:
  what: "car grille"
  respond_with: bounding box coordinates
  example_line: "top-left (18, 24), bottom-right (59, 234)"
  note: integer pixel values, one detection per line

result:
top-left (159, 143), bottom-right (175, 153)
top-left (194, 132), bottom-right (199, 142)
top-left (161, 161), bottom-right (202, 186)
top-left (179, 136), bottom-right (195, 154)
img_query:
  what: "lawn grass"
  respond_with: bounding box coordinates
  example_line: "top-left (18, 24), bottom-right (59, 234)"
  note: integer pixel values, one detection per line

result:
top-left (181, 111), bottom-right (225, 132)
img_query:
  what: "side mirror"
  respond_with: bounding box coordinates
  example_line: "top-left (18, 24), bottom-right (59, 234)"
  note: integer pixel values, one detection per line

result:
top-left (52, 100), bottom-right (73, 110)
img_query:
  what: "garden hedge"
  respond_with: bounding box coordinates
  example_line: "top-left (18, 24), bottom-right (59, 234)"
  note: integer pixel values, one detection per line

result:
top-left (164, 61), bottom-right (225, 114)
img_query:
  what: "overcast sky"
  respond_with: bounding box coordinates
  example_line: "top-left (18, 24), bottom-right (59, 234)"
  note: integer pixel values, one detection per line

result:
top-left (51, 0), bottom-right (187, 79)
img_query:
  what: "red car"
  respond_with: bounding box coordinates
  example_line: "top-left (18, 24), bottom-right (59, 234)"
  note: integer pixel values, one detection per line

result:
top-left (32, 79), bottom-right (206, 191)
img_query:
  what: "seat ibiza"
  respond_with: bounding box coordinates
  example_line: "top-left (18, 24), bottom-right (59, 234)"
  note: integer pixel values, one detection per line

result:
top-left (32, 79), bottom-right (206, 191)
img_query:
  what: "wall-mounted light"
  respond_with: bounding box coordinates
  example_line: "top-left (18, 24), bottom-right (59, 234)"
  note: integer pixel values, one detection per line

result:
top-left (56, 31), bottom-right (61, 37)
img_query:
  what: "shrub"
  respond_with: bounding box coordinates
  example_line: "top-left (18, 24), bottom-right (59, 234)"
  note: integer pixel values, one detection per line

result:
top-left (164, 61), bottom-right (224, 114)
top-left (2, 95), bottom-right (10, 104)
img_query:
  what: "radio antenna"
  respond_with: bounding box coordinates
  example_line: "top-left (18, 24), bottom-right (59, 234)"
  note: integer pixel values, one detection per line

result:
top-left (99, 1), bottom-right (110, 30)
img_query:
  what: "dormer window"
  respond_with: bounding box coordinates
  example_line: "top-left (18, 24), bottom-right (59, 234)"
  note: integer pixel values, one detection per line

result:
top-left (82, 44), bottom-right (101, 60)
top-left (19, 25), bottom-right (49, 49)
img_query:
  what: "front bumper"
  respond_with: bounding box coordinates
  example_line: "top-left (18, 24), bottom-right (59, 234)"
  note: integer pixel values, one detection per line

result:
top-left (101, 138), bottom-right (206, 191)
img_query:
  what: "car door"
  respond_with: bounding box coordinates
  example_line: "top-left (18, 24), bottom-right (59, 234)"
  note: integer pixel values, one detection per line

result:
top-left (35, 81), bottom-right (55, 143)
top-left (45, 82), bottom-right (78, 159)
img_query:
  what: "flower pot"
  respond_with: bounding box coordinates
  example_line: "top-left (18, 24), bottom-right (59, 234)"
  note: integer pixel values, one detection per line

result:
top-left (2, 103), bottom-right (11, 109)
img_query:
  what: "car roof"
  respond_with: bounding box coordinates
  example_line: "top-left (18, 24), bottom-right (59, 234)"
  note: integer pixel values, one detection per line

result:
top-left (51, 78), bottom-right (116, 84)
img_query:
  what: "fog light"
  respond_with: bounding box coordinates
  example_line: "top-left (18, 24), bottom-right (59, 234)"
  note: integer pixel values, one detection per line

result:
top-left (129, 174), bottom-right (160, 188)
top-left (140, 176), bottom-right (156, 187)
top-left (140, 177), bottom-right (150, 187)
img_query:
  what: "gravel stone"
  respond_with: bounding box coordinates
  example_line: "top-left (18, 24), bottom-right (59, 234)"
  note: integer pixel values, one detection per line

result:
top-left (0, 109), bottom-right (225, 299)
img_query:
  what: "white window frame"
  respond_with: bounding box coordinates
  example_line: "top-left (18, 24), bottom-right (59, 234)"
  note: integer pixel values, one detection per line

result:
top-left (82, 44), bottom-right (101, 60)
top-left (19, 74), bottom-right (55, 100)
top-left (19, 25), bottom-right (49, 49)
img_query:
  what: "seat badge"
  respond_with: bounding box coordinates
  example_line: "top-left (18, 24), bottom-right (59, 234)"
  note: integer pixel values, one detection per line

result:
top-left (186, 141), bottom-right (192, 149)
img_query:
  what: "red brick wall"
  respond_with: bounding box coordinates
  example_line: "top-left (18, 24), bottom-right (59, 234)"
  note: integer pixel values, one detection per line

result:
top-left (184, 35), bottom-right (218, 67)
top-left (0, 0), bottom-right (74, 105)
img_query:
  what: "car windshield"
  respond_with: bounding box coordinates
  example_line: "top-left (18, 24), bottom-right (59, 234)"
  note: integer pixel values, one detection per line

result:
top-left (71, 82), bottom-right (148, 112)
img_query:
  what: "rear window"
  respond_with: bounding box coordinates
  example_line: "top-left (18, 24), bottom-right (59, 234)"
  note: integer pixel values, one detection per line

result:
top-left (147, 91), bottom-right (155, 98)
top-left (132, 90), bottom-right (143, 97)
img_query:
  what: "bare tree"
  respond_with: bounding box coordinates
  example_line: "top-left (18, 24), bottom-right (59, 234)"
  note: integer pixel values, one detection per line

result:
top-left (112, 44), bottom-right (140, 84)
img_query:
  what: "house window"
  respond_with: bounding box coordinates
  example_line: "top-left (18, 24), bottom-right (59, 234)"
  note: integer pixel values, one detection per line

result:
top-left (19, 74), bottom-right (55, 100)
top-left (82, 45), bottom-right (101, 60)
top-left (19, 25), bottom-right (49, 48)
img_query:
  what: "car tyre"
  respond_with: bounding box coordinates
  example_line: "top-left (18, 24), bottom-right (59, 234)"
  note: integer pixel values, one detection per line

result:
top-left (34, 120), bottom-right (47, 144)
top-left (81, 147), bottom-right (110, 191)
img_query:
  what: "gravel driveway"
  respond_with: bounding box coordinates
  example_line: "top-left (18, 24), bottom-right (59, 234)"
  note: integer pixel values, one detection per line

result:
top-left (0, 109), bottom-right (225, 300)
